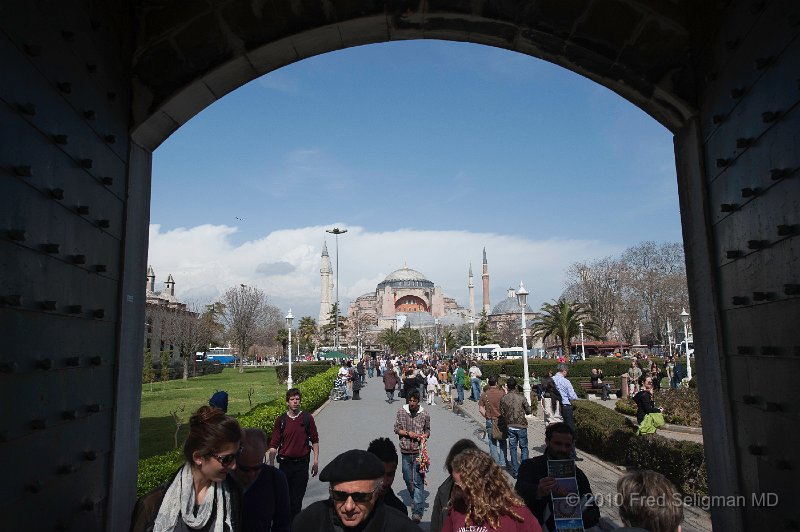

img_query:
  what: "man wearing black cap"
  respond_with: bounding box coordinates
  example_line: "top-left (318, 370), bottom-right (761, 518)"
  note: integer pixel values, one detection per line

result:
top-left (293, 449), bottom-right (420, 531)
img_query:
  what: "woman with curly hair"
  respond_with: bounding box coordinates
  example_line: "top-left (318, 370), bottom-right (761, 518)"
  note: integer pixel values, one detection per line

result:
top-left (443, 449), bottom-right (541, 532)
top-left (130, 405), bottom-right (244, 532)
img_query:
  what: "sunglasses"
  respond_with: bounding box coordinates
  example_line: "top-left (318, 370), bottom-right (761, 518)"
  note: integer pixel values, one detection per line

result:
top-left (329, 488), bottom-right (377, 503)
top-left (208, 446), bottom-right (242, 467)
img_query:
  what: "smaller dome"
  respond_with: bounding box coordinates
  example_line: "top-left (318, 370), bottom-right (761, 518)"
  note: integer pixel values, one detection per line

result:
top-left (384, 266), bottom-right (429, 282)
top-left (491, 295), bottom-right (534, 315)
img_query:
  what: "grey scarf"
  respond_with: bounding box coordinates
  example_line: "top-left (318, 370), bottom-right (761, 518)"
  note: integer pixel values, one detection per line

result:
top-left (153, 463), bottom-right (232, 532)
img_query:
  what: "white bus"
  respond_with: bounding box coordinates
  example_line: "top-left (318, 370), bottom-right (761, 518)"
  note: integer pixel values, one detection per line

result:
top-left (496, 347), bottom-right (529, 359)
top-left (455, 344), bottom-right (501, 359)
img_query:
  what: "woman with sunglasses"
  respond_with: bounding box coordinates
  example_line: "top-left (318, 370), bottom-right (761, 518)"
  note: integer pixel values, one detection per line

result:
top-left (131, 405), bottom-right (244, 532)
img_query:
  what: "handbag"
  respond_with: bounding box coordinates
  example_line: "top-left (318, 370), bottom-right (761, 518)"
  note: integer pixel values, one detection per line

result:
top-left (492, 416), bottom-right (507, 440)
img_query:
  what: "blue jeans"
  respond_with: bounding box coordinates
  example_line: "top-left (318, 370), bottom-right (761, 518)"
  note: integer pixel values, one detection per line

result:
top-left (368, 368), bottom-right (374, 378)
top-left (506, 427), bottom-right (528, 477)
top-left (470, 378), bottom-right (481, 401)
top-left (485, 420), bottom-right (507, 467)
top-left (456, 382), bottom-right (464, 403)
top-left (401, 453), bottom-right (425, 517)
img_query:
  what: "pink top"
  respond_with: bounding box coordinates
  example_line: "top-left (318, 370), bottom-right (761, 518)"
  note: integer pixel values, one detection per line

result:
top-left (442, 504), bottom-right (542, 532)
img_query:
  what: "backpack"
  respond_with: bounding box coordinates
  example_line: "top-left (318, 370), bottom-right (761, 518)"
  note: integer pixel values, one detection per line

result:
top-left (278, 411), bottom-right (312, 450)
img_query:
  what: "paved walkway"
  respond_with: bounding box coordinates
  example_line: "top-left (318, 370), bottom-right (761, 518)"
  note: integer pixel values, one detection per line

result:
top-left (302, 376), bottom-right (712, 531)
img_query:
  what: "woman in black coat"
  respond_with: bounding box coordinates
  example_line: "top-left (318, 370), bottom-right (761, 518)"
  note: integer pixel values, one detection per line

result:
top-left (633, 375), bottom-right (663, 424)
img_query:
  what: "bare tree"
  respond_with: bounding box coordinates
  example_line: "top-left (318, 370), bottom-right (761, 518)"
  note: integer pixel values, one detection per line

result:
top-left (620, 242), bottom-right (689, 343)
top-left (495, 319), bottom-right (520, 347)
top-left (160, 302), bottom-right (207, 381)
top-left (563, 257), bottom-right (624, 336)
top-left (219, 285), bottom-right (281, 373)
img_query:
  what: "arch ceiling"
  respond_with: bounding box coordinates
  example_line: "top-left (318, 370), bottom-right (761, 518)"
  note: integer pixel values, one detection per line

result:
top-left (131, 0), bottom-right (717, 150)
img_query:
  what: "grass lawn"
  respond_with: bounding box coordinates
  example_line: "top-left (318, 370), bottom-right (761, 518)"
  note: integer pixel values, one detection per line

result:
top-left (139, 366), bottom-right (284, 459)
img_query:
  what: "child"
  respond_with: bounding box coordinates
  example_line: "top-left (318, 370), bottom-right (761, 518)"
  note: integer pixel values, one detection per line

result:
top-left (426, 369), bottom-right (439, 405)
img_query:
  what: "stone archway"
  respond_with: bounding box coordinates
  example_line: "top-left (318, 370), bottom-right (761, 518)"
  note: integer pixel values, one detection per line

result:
top-left (1, 1), bottom-right (798, 530)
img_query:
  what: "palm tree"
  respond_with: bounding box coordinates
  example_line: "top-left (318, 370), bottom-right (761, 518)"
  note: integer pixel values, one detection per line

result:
top-left (298, 316), bottom-right (317, 356)
top-left (378, 328), bottom-right (401, 353)
top-left (275, 328), bottom-right (289, 356)
top-left (530, 299), bottom-right (602, 358)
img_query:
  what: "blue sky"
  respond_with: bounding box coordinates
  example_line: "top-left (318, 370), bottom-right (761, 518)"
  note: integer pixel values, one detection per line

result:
top-left (148, 40), bottom-right (681, 319)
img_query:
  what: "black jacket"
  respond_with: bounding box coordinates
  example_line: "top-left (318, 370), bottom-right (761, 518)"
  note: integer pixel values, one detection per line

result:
top-left (633, 390), bottom-right (660, 424)
top-left (514, 454), bottom-right (599, 532)
top-left (293, 499), bottom-right (420, 531)
top-left (429, 476), bottom-right (454, 532)
top-left (382, 488), bottom-right (408, 516)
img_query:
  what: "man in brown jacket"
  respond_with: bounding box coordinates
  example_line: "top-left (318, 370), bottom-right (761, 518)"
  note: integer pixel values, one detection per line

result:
top-left (500, 377), bottom-right (531, 478)
top-left (478, 375), bottom-right (507, 468)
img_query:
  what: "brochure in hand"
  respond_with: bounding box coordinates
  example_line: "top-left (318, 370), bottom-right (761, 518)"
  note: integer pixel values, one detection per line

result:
top-left (547, 459), bottom-right (585, 532)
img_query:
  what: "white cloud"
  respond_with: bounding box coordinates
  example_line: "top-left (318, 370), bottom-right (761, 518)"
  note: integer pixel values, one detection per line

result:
top-left (147, 223), bottom-right (622, 320)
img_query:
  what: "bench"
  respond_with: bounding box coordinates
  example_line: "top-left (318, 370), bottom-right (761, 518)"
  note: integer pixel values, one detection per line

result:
top-left (578, 379), bottom-right (619, 400)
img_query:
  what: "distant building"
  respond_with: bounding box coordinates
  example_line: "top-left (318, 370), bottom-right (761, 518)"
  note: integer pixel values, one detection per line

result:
top-left (345, 264), bottom-right (468, 330)
top-left (144, 265), bottom-right (188, 362)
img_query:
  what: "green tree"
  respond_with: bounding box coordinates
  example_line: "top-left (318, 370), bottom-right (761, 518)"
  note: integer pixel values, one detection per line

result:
top-left (298, 316), bottom-right (318, 356)
top-left (397, 327), bottom-right (422, 354)
top-left (530, 300), bottom-right (603, 358)
top-left (200, 302), bottom-right (226, 348)
top-left (142, 349), bottom-right (155, 391)
top-left (442, 328), bottom-right (456, 354)
top-left (159, 350), bottom-right (171, 384)
top-left (378, 327), bottom-right (402, 353)
top-left (477, 310), bottom-right (494, 344)
top-left (275, 328), bottom-right (289, 356)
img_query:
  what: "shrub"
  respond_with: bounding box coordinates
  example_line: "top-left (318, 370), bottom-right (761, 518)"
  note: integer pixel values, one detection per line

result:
top-left (573, 400), bottom-right (707, 497)
top-left (137, 366), bottom-right (338, 496)
top-left (275, 361), bottom-right (333, 384)
top-left (615, 388), bottom-right (702, 427)
top-left (573, 400), bottom-right (635, 463)
top-left (615, 397), bottom-right (637, 416)
top-left (626, 435), bottom-right (707, 496)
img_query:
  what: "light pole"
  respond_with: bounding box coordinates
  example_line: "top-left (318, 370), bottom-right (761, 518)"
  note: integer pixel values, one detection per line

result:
top-left (579, 321), bottom-right (586, 361)
top-left (680, 308), bottom-right (691, 380)
top-left (516, 282), bottom-right (532, 405)
top-left (285, 309), bottom-right (294, 389)
top-left (434, 318), bottom-right (439, 354)
top-left (326, 227), bottom-right (347, 352)
top-left (469, 316), bottom-right (475, 357)
top-left (666, 320), bottom-right (673, 357)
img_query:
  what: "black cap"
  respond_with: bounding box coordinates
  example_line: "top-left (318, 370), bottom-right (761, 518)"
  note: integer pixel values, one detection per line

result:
top-left (319, 449), bottom-right (385, 482)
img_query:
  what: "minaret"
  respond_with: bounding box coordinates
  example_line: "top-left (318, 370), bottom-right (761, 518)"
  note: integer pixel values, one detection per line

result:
top-left (468, 263), bottom-right (475, 317)
top-left (164, 274), bottom-right (175, 296)
top-left (482, 247), bottom-right (491, 314)
top-left (319, 241), bottom-right (334, 325)
top-left (146, 265), bottom-right (155, 292)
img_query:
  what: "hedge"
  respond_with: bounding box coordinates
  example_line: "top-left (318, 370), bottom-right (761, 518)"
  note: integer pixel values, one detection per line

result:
top-left (478, 358), bottom-right (631, 380)
top-left (616, 387), bottom-right (702, 428)
top-left (136, 366), bottom-right (338, 496)
top-left (573, 400), bottom-right (707, 496)
top-left (275, 361), bottom-right (334, 385)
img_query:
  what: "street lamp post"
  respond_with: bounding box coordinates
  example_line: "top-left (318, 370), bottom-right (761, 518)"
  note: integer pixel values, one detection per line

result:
top-left (326, 227), bottom-right (348, 352)
top-left (579, 321), bottom-right (586, 361)
top-left (285, 309), bottom-right (294, 389)
top-left (680, 308), bottom-right (691, 380)
top-left (469, 316), bottom-right (475, 357)
top-left (434, 318), bottom-right (439, 354)
top-left (516, 282), bottom-right (532, 405)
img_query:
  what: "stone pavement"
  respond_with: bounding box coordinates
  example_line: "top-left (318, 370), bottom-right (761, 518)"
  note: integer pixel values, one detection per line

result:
top-left (302, 375), bottom-right (712, 531)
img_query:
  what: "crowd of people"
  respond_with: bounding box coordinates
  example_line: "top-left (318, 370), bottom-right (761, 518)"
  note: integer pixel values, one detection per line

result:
top-left (132, 354), bottom-right (687, 532)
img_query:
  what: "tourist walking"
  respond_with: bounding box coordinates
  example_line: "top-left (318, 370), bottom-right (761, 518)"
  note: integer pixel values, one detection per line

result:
top-left (426, 369), bottom-right (439, 405)
top-left (500, 377), bottom-right (530, 478)
top-left (267, 388), bottom-right (320, 520)
top-left (453, 363), bottom-right (466, 405)
top-left (552, 364), bottom-right (578, 459)
top-left (383, 364), bottom-right (399, 403)
top-left (430, 439), bottom-right (479, 532)
top-left (130, 405), bottom-right (243, 532)
top-left (393, 389), bottom-right (431, 523)
top-left (478, 376), bottom-right (507, 469)
top-left (443, 449), bottom-right (540, 532)
top-left (468, 362), bottom-right (483, 402)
